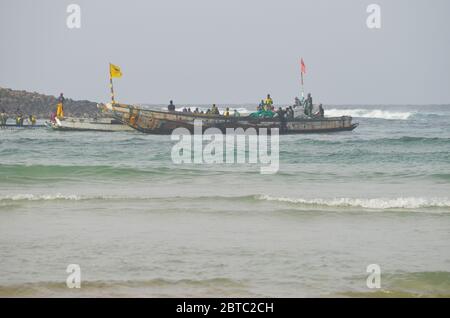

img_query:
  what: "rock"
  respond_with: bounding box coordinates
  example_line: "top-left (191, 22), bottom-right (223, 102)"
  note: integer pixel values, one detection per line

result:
top-left (0, 87), bottom-right (98, 118)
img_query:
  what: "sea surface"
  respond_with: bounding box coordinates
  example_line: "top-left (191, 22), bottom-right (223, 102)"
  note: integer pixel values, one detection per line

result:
top-left (0, 105), bottom-right (449, 297)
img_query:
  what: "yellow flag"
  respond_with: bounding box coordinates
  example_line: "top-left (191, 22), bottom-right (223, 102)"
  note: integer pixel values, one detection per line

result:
top-left (109, 63), bottom-right (122, 78)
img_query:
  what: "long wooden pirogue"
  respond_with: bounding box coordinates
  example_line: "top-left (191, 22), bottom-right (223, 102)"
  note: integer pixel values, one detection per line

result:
top-left (101, 103), bottom-right (358, 135)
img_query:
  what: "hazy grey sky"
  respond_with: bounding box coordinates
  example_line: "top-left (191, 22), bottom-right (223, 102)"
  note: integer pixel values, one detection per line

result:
top-left (1, 0), bottom-right (449, 105)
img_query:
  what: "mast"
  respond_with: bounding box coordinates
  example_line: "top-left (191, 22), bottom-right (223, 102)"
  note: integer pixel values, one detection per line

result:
top-left (109, 63), bottom-right (116, 104)
top-left (300, 58), bottom-right (306, 100)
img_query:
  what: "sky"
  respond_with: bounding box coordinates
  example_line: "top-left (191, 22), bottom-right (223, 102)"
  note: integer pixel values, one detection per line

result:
top-left (0, 0), bottom-right (449, 105)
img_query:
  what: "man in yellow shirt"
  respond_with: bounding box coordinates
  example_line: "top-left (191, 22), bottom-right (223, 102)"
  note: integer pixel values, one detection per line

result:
top-left (264, 94), bottom-right (273, 111)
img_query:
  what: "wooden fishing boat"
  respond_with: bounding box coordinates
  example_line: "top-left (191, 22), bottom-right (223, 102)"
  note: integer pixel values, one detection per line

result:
top-left (46, 116), bottom-right (135, 132)
top-left (104, 103), bottom-right (358, 134)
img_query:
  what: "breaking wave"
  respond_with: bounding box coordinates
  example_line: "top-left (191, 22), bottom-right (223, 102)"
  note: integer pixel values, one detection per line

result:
top-left (0, 277), bottom-right (250, 297)
top-left (1, 272), bottom-right (448, 297)
top-left (0, 194), bottom-right (83, 201)
top-left (257, 195), bottom-right (450, 210)
top-left (2, 193), bottom-right (450, 211)
top-left (325, 108), bottom-right (414, 120)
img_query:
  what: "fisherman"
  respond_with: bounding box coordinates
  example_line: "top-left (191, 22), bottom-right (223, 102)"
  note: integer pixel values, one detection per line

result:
top-left (264, 94), bottom-right (273, 108)
top-left (168, 100), bottom-right (176, 112)
top-left (194, 107), bottom-right (200, 114)
top-left (304, 93), bottom-right (313, 116)
top-left (224, 107), bottom-right (230, 117)
top-left (318, 104), bottom-right (325, 117)
top-left (294, 97), bottom-right (302, 108)
top-left (287, 106), bottom-right (294, 119)
top-left (182, 107), bottom-right (187, 112)
top-left (29, 115), bottom-right (37, 126)
top-left (211, 104), bottom-right (220, 115)
top-left (0, 109), bottom-right (7, 126)
top-left (233, 109), bottom-right (241, 117)
top-left (16, 113), bottom-right (23, 126)
top-left (258, 100), bottom-right (265, 111)
top-left (50, 112), bottom-right (56, 123)
top-left (277, 107), bottom-right (287, 133)
top-left (56, 93), bottom-right (65, 118)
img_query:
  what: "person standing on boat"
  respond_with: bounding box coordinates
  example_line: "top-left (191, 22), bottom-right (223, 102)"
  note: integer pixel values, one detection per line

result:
top-left (16, 112), bottom-right (24, 126)
top-left (0, 109), bottom-right (7, 127)
top-left (168, 100), bottom-right (176, 112)
top-left (50, 112), bottom-right (56, 123)
top-left (277, 107), bottom-right (287, 133)
top-left (318, 104), bottom-right (325, 118)
top-left (286, 106), bottom-right (294, 119)
top-left (258, 100), bottom-right (265, 111)
top-left (28, 115), bottom-right (36, 126)
top-left (304, 93), bottom-right (313, 116)
top-left (264, 94), bottom-right (273, 111)
top-left (56, 93), bottom-right (65, 118)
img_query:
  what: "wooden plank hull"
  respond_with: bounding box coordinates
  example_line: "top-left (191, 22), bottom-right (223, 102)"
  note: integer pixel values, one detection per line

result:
top-left (114, 105), bottom-right (359, 135)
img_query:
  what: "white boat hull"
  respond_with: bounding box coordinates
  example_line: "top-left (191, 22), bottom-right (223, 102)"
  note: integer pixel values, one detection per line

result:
top-left (48, 117), bottom-right (134, 132)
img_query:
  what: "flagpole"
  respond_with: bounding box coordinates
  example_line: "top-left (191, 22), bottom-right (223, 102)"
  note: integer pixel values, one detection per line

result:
top-left (300, 58), bottom-right (305, 100)
top-left (301, 72), bottom-right (304, 99)
top-left (109, 63), bottom-right (116, 104)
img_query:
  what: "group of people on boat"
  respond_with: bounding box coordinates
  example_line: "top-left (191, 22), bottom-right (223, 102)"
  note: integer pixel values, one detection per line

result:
top-left (301, 93), bottom-right (323, 117)
top-left (302, 93), bottom-right (324, 117)
top-left (165, 92), bottom-right (325, 120)
top-left (168, 101), bottom-right (242, 117)
top-left (0, 108), bottom-right (37, 127)
top-left (257, 94), bottom-right (275, 112)
top-left (252, 93), bottom-right (324, 119)
top-left (1, 92), bottom-right (66, 128)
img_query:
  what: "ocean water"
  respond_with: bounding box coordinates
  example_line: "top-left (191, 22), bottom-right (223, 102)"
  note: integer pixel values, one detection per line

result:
top-left (0, 105), bottom-right (449, 297)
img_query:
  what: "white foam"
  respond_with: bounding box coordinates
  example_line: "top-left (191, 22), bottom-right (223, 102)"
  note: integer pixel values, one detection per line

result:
top-left (4, 194), bottom-right (450, 210)
top-left (325, 108), bottom-right (414, 120)
top-left (0, 194), bottom-right (82, 201)
top-left (258, 195), bottom-right (450, 209)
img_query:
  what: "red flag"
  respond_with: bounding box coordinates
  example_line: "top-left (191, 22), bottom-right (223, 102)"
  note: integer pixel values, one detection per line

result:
top-left (300, 58), bottom-right (306, 74)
